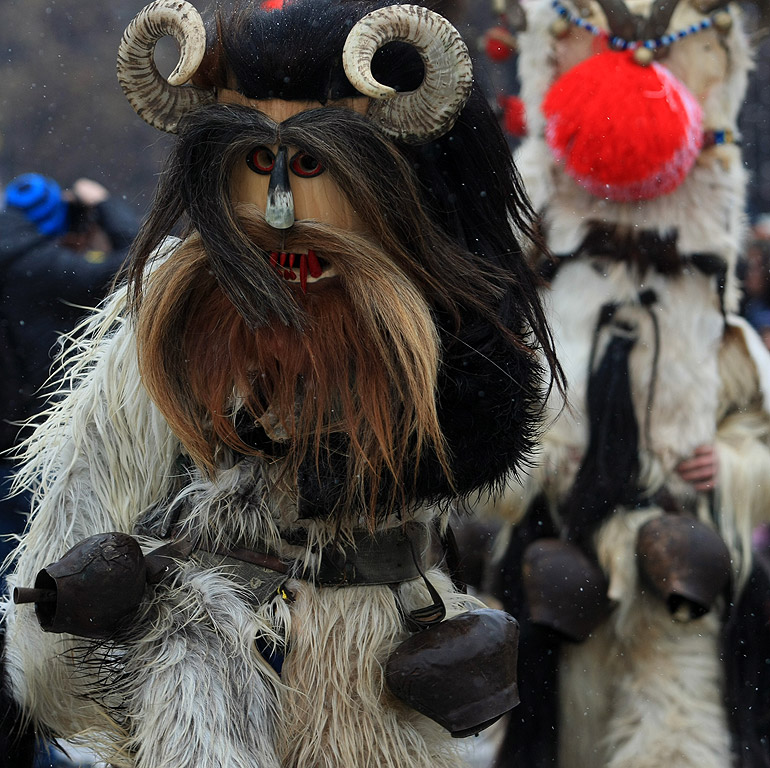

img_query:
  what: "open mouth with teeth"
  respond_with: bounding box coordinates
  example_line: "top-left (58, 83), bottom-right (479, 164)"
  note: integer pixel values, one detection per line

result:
top-left (269, 249), bottom-right (336, 292)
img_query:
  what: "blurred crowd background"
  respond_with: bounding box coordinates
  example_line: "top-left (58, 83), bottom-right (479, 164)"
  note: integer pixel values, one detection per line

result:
top-left (2, 0), bottom-right (770, 220)
top-left (0, 0), bottom-right (766, 220)
top-left (0, 1), bottom-right (175, 216)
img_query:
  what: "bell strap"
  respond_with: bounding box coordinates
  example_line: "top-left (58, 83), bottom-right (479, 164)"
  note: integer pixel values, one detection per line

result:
top-left (152, 522), bottom-right (431, 589)
top-left (306, 522), bottom-right (430, 587)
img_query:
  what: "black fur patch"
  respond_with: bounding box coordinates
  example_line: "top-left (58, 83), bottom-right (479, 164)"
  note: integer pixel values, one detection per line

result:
top-left (723, 561), bottom-right (770, 768)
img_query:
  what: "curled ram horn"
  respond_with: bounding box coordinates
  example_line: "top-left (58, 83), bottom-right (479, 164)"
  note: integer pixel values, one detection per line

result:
top-left (117, 0), bottom-right (216, 133)
top-left (342, 4), bottom-right (473, 144)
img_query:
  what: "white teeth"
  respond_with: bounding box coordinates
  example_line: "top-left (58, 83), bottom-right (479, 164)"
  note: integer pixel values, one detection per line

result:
top-left (284, 270), bottom-right (338, 284)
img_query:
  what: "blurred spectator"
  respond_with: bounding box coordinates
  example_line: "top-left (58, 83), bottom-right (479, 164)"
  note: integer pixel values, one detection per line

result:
top-left (753, 213), bottom-right (770, 240)
top-left (0, 174), bottom-right (138, 579)
top-left (461, 0), bottom-right (525, 147)
top-left (0, 174), bottom-right (136, 768)
top-left (742, 236), bottom-right (770, 348)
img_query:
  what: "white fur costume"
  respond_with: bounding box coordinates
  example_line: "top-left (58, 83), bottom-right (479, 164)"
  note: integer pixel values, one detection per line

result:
top-left (480, 1), bottom-right (770, 766)
top-left (1, 264), bottom-right (486, 768)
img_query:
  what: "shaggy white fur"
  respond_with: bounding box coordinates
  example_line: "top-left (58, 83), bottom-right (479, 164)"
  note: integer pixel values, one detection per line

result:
top-left (561, 511), bottom-right (733, 768)
top-left (1, 275), bottom-right (486, 768)
top-left (478, 1), bottom-right (770, 766)
top-left (484, 291), bottom-right (770, 768)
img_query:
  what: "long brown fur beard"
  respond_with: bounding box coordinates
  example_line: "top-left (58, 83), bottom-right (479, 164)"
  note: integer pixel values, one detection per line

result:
top-left (135, 207), bottom-right (449, 524)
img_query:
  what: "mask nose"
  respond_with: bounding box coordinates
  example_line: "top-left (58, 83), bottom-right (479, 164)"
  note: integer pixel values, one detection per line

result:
top-left (265, 146), bottom-right (295, 230)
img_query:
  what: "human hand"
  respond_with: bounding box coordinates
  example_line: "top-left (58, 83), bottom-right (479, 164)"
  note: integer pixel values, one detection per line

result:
top-left (675, 444), bottom-right (719, 492)
top-left (71, 178), bottom-right (109, 207)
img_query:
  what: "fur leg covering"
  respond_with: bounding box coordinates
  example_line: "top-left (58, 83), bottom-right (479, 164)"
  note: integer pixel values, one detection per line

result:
top-left (277, 570), bottom-right (474, 768)
top-left (113, 565), bottom-right (282, 768)
top-left (557, 511), bottom-right (732, 768)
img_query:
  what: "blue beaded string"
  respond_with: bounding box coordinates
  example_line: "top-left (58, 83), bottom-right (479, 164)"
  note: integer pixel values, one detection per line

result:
top-left (551, 0), bottom-right (716, 51)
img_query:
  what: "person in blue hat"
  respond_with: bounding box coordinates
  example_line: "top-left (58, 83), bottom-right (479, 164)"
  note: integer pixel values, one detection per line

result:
top-left (4, 174), bottom-right (71, 238)
top-left (0, 174), bottom-right (139, 576)
top-left (0, 174), bottom-right (138, 768)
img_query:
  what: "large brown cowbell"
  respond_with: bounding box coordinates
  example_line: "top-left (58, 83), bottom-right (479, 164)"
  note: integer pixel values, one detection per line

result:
top-left (522, 538), bottom-right (615, 642)
top-left (17, 533), bottom-right (523, 739)
top-left (522, 513), bottom-right (732, 642)
top-left (385, 608), bottom-right (520, 737)
top-left (636, 513), bottom-right (732, 621)
top-left (14, 532), bottom-right (148, 639)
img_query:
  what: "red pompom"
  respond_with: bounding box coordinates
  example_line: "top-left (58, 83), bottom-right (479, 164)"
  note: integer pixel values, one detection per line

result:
top-left (485, 26), bottom-right (516, 62)
top-left (261, 0), bottom-right (284, 9)
top-left (499, 95), bottom-right (527, 138)
top-left (542, 51), bottom-right (703, 201)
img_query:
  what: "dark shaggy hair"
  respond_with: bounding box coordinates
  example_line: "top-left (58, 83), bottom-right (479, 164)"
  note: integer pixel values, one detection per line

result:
top-left (127, 0), bottom-right (561, 523)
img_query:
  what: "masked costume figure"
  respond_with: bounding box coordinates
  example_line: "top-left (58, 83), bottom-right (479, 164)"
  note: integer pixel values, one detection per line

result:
top-left (0, 1), bottom-right (556, 766)
top-left (476, 0), bottom-right (770, 766)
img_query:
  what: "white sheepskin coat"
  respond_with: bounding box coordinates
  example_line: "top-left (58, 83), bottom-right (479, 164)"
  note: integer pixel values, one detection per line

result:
top-left (485, 274), bottom-right (770, 768)
top-left (1, 281), bottom-right (484, 768)
top-left (478, 1), bottom-right (770, 766)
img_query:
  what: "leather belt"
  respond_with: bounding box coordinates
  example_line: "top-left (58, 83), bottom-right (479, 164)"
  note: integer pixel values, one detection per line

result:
top-left (188, 522), bottom-right (429, 590)
top-left (308, 523), bottom-right (429, 587)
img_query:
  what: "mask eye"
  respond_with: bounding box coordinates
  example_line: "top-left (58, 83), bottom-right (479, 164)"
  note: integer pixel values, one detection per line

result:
top-left (247, 146), bottom-right (276, 175)
top-left (290, 151), bottom-right (324, 178)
